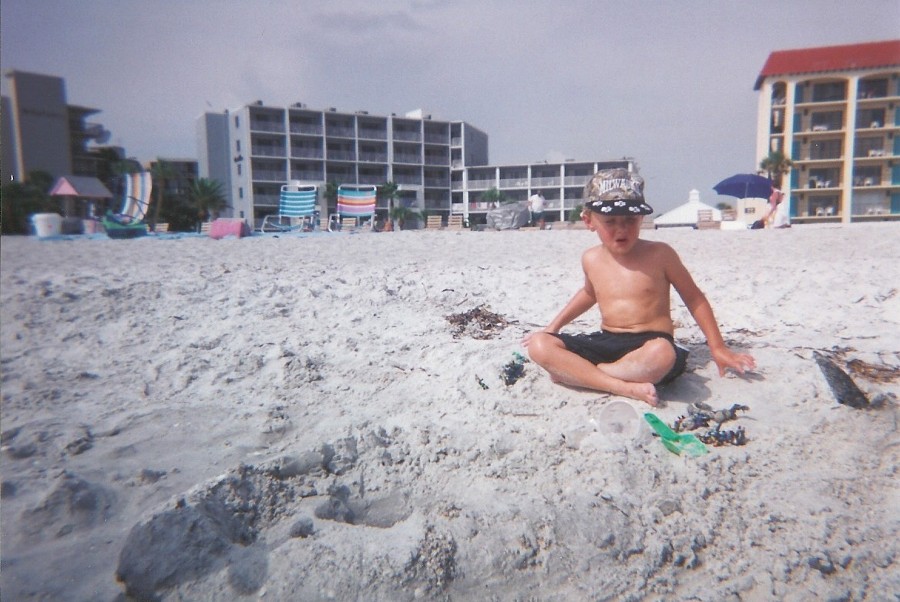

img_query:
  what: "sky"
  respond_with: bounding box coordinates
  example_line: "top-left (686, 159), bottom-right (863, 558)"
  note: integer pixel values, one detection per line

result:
top-left (2, 0), bottom-right (898, 214)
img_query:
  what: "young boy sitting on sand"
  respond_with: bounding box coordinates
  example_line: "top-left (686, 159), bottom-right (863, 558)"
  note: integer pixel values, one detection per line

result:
top-left (523, 168), bottom-right (756, 406)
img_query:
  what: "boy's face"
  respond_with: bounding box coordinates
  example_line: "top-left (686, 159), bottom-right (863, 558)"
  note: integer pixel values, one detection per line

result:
top-left (583, 211), bottom-right (643, 255)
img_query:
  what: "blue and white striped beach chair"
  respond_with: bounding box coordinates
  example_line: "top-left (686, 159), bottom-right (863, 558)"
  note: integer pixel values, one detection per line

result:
top-left (260, 183), bottom-right (318, 232)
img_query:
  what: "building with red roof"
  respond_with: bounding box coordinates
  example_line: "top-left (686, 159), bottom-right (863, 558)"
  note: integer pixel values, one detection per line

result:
top-left (754, 40), bottom-right (900, 223)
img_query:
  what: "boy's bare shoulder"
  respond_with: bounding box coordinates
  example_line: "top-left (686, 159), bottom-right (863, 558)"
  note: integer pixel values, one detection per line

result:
top-left (581, 243), bottom-right (605, 261)
top-left (638, 239), bottom-right (678, 258)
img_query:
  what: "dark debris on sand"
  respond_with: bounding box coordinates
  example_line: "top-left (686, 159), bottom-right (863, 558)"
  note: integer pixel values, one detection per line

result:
top-left (814, 351), bottom-right (870, 409)
top-left (446, 305), bottom-right (512, 340)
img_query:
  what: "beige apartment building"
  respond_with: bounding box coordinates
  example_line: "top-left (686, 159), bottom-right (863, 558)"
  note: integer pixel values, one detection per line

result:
top-left (755, 39), bottom-right (900, 223)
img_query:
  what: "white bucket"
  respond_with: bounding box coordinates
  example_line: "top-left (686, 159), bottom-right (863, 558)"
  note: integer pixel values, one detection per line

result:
top-left (32, 213), bottom-right (62, 238)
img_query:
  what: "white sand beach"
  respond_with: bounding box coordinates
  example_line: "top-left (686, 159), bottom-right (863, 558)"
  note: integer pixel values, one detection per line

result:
top-left (1, 223), bottom-right (898, 601)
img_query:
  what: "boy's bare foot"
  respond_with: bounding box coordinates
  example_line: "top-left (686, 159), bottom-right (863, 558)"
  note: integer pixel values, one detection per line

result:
top-left (621, 382), bottom-right (659, 406)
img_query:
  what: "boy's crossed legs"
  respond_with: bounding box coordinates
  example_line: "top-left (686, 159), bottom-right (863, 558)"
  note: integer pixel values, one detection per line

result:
top-left (526, 331), bottom-right (686, 406)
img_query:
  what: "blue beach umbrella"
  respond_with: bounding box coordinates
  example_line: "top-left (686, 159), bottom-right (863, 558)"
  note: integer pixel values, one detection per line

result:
top-left (713, 173), bottom-right (773, 199)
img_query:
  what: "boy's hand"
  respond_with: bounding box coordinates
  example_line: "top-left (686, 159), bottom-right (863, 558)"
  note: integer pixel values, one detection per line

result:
top-left (711, 347), bottom-right (756, 376)
top-left (521, 329), bottom-right (555, 347)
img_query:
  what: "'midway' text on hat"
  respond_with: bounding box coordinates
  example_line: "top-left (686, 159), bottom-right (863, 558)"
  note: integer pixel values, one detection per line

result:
top-left (584, 168), bottom-right (654, 216)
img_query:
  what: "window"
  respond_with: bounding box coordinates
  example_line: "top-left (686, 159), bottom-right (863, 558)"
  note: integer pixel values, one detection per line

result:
top-left (812, 81), bottom-right (846, 103)
top-left (235, 116), bottom-right (240, 128)
top-left (854, 137), bottom-right (884, 157)
top-left (810, 110), bottom-right (843, 131)
top-left (808, 139), bottom-right (842, 160)
top-left (239, 187), bottom-right (244, 199)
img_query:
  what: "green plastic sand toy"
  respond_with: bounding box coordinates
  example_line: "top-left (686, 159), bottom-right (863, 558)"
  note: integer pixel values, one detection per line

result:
top-left (644, 413), bottom-right (708, 457)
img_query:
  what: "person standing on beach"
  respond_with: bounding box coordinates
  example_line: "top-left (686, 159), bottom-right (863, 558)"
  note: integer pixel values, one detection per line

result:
top-left (522, 168), bottom-right (756, 406)
top-left (528, 190), bottom-right (546, 229)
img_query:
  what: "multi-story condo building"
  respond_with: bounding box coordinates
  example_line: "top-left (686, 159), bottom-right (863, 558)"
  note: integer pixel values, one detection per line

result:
top-left (199, 103), bottom-right (632, 228)
top-left (148, 158), bottom-right (198, 198)
top-left (2, 70), bottom-right (113, 183)
top-left (755, 39), bottom-right (900, 223)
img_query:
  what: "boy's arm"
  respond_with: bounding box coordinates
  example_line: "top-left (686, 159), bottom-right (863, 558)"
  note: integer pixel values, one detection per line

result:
top-left (665, 247), bottom-right (756, 375)
top-left (543, 285), bottom-right (596, 333)
top-left (523, 255), bottom-right (597, 346)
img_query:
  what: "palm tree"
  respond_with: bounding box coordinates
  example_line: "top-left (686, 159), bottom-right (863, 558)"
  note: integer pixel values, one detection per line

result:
top-left (482, 187), bottom-right (507, 205)
top-left (189, 178), bottom-right (228, 230)
top-left (323, 180), bottom-right (339, 215)
top-left (389, 204), bottom-right (420, 230)
top-left (378, 181), bottom-right (400, 231)
top-left (759, 151), bottom-right (793, 188)
top-left (150, 160), bottom-right (176, 229)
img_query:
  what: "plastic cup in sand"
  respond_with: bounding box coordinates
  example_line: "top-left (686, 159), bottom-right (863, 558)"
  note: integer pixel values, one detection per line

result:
top-left (597, 401), bottom-right (644, 448)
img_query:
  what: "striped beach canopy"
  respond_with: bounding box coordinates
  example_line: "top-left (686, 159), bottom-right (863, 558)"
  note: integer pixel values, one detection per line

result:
top-left (120, 172), bottom-right (153, 221)
top-left (279, 184), bottom-right (317, 218)
top-left (337, 185), bottom-right (377, 217)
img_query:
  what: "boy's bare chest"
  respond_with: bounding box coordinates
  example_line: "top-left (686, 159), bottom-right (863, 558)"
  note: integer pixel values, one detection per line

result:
top-left (588, 260), bottom-right (667, 303)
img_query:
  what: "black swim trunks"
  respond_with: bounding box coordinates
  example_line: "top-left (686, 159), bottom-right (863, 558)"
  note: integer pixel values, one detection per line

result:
top-left (550, 330), bottom-right (689, 386)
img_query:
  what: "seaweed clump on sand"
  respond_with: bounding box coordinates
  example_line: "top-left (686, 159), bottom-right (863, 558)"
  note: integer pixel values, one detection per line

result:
top-left (445, 305), bottom-right (511, 340)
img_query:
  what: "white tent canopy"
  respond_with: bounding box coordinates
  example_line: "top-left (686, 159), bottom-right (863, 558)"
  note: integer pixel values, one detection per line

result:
top-left (654, 189), bottom-right (722, 227)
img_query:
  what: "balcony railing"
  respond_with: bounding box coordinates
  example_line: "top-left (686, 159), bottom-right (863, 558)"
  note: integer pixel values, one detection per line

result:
top-left (291, 148), bottom-right (323, 159)
top-left (358, 152), bottom-right (388, 163)
top-left (254, 194), bottom-right (280, 207)
top-left (290, 124), bottom-right (322, 135)
top-left (394, 174), bottom-right (422, 185)
top-left (252, 170), bottom-right (287, 182)
top-left (358, 128), bottom-right (387, 140)
top-left (467, 179), bottom-right (495, 189)
top-left (359, 174), bottom-right (385, 184)
top-left (251, 146), bottom-right (286, 157)
top-left (326, 126), bottom-right (355, 138)
top-left (290, 171), bottom-right (323, 181)
top-left (327, 151), bottom-right (356, 161)
top-left (393, 131), bottom-right (421, 142)
top-left (250, 121), bottom-right (285, 133)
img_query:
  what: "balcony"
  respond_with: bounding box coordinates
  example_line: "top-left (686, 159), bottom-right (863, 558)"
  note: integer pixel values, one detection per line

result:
top-left (326, 150), bottom-right (356, 162)
top-left (424, 133), bottom-right (449, 144)
top-left (289, 124), bottom-right (322, 135)
top-left (394, 174), bottom-right (421, 185)
top-left (358, 152), bottom-right (388, 163)
top-left (254, 194), bottom-right (280, 207)
top-left (394, 153), bottom-right (421, 164)
top-left (806, 178), bottom-right (838, 189)
top-left (251, 146), bottom-right (286, 157)
top-left (466, 179), bottom-right (494, 189)
top-left (291, 170), bottom-right (323, 181)
top-left (250, 120), bottom-right (285, 133)
top-left (252, 170), bottom-right (287, 182)
top-left (290, 147), bottom-right (323, 159)
top-left (326, 126), bottom-right (355, 138)
top-left (393, 130), bottom-right (421, 142)
top-left (358, 128), bottom-right (387, 140)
